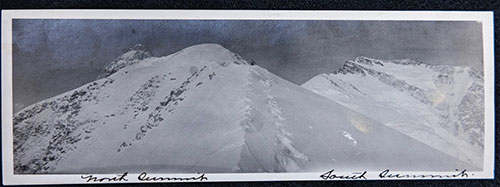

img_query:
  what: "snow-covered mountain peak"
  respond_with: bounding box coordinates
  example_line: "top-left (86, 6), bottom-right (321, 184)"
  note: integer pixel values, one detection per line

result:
top-left (337, 56), bottom-right (425, 75)
top-left (351, 56), bottom-right (386, 66)
top-left (303, 56), bottom-right (485, 167)
top-left (99, 43), bottom-right (248, 79)
top-left (170, 43), bottom-right (249, 67)
top-left (99, 44), bottom-right (153, 78)
top-left (121, 44), bottom-right (153, 61)
top-left (354, 56), bottom-right (423, 66)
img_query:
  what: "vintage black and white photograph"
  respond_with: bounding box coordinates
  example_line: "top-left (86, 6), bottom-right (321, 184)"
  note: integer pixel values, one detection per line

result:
top-left (1, 10), bottom-right (494, 184)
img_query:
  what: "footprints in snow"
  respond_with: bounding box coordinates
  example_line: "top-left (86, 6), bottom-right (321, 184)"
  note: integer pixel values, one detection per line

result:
top-left (243, 69), bottom-right (309, 172)
top-left (260, 77), bottom-right (309, 171)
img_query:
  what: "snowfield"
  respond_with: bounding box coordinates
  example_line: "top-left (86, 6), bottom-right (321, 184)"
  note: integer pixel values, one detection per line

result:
top-left (13, 44), bottom-right (476, 174)
top-left (302, 56), bottom-right (484, 168)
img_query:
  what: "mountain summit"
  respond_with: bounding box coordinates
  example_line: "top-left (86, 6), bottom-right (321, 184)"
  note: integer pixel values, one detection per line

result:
top-left (99, 44), bottom-right (154, 78)
top-left (13, 45), bottom-right (474, 174)
top-left (303, 56), bottom-right (484, 167)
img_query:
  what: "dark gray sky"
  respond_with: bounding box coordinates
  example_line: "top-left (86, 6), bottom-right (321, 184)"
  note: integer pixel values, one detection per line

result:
top-left (12, 19), bottom-right (483, 112)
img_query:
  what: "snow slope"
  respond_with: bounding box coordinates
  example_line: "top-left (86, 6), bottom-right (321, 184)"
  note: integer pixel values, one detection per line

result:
top-left (302, 56), bottom-right (484, 168)
top-left (13, 45), bottom-right (475, 174)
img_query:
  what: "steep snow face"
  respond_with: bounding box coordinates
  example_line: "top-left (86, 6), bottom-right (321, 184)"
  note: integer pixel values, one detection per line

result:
top-left (14, 46), bottom-right (474, 174)
top-left (302, 56), bottom-right (484, 168)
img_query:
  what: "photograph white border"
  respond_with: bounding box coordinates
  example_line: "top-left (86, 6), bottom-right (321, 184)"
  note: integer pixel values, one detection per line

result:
top-left (1, 10), bottom-right (495, 185)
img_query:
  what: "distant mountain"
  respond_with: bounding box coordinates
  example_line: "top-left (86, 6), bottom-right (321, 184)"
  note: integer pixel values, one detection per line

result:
top-left (13, 45), bottom-right (475, 174)
top-left (302, 56), bottom-right (484, 167)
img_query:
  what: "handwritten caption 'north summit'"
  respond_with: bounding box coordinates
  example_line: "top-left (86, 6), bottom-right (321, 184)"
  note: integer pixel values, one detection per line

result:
top-left (81, 172), bottom-right (208, 182)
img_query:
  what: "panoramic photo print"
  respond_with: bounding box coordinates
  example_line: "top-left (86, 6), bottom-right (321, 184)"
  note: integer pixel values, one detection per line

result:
top-left (1, 10), bottom-right (494, 184)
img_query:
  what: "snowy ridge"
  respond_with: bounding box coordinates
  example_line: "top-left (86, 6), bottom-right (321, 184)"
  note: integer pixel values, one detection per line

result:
top-left (236, 67), bottom-right (309, 172)
top-left (13, 78), bottom-right (115, 173)
top-left (255, 68), bottom-right (309, 172)
top-left (337, 60), bottom-right (431, 104)
top-left (14, 44), bottom-right (251, 173)
top-left (99, 44), bottom-right (153, 78)
top-left (303, 56), bottom-right (484, 167)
